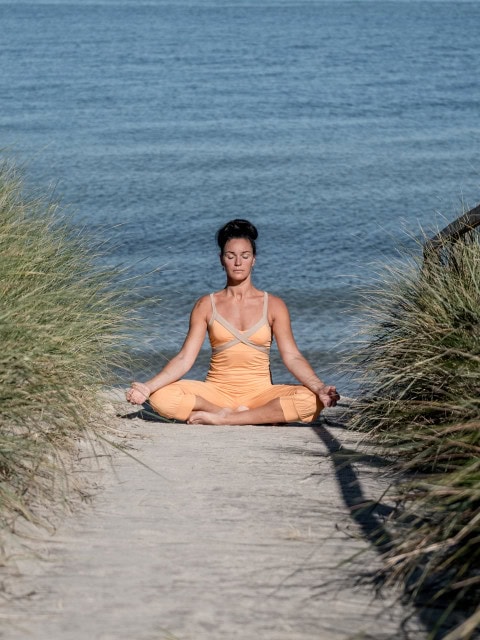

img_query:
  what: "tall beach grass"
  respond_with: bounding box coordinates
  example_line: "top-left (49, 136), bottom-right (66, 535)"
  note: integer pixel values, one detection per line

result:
top-left (0, 159), bottom-right (136, 543)
top-left (346, 227), bottom-right (480, 639)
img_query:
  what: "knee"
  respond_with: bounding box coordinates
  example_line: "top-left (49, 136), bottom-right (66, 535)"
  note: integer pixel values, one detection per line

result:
top-left (296, 387), bottom-right (323, 423)
top-left (149, 384), bottom-right (195, 421)
top-left (280, 387), bottom-right (322, 423)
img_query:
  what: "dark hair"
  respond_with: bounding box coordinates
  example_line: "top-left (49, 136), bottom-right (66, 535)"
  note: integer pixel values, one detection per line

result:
top-left (216, 219), bottom-right (258, 255)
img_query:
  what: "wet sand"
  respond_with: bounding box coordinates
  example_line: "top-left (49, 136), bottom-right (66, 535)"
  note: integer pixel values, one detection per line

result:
top-left (1, 396), bottom-right (426, 640)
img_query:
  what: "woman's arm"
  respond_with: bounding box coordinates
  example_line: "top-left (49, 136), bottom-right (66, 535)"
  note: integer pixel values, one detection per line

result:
top-left (126, 296), bottom-right (210, 405)
top-left (270, 296), bottom-right (339, 407)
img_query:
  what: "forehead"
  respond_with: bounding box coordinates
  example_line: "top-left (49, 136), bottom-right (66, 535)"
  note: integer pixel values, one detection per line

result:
top-left (223, 237), bottom-right (253, 252)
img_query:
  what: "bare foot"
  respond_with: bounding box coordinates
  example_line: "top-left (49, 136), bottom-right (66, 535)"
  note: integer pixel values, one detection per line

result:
top-left (187, 409), bottom-right (232, 425)
top-left (187, 406), bottom-right (251, 424)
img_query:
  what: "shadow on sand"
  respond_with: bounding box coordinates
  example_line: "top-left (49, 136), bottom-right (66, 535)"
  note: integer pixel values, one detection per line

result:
top-left (117, 399), bottom-right (476, 639)
top-left (311, 410), bottom-right (478, 640)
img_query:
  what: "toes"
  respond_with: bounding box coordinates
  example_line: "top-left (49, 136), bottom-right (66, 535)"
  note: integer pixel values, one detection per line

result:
top-left (188, 411), bottom-right (206, 424)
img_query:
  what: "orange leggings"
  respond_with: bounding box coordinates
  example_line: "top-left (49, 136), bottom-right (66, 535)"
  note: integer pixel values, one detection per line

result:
top-left (149, 380), bottom-right (322, 423)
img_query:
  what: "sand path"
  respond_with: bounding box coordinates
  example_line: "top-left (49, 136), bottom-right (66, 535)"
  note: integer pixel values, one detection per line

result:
top-left (1, 398), bottom-right (426, 640)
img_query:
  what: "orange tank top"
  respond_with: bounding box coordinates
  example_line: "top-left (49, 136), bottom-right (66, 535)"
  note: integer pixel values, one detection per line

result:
top-left (205, 292), bottom-right (273, 391)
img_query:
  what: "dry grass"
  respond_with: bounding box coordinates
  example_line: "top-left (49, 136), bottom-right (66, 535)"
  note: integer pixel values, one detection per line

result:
top-left (0, 159), bottom-right (136, 544)
top-left (345, 227), bottom-right (480, 639)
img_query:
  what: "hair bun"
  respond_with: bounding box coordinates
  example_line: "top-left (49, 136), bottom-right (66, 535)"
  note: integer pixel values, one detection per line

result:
top-left (224, 219), bottom-right (258, 240)
top-left (216, 218), bottom-right (258, 253)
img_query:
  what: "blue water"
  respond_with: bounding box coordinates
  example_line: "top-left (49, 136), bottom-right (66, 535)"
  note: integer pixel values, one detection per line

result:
top-left (1, 0), bottom-right (480, 393)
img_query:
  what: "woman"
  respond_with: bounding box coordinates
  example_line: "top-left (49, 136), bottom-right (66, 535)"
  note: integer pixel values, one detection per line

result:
top-left (126, 219), bottom-right (339, 424)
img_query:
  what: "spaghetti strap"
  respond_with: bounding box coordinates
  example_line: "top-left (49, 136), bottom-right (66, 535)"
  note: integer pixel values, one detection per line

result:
top-left (208, 293), bottom-right (217, 327)
top-left (262, 291), bottom-right (269, 321)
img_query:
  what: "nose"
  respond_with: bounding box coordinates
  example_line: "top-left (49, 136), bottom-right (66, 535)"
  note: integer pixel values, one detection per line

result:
top-left (234, 254), bottom-right (242, 266)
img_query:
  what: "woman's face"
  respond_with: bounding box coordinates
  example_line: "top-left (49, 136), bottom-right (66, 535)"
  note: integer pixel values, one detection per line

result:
top-left (220, 237), bottom-right (256, 281)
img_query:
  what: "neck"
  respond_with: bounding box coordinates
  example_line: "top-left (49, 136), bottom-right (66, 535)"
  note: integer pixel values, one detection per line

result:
top-left (224, 278), bottom-right (255, 300)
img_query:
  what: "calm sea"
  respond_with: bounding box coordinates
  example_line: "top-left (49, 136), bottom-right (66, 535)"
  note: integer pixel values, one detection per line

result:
top-left (1, 0), bottom-right (480, 393)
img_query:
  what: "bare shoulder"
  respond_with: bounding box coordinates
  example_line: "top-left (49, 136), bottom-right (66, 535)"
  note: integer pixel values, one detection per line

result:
top-left (193, 293), bottom-right (211, 308)
top-left (190, 294), bottom-right (211, 321)
top-left (266, 293), bottom-right (290, 320)
top-left (267, 292), bottom-right (289, 310)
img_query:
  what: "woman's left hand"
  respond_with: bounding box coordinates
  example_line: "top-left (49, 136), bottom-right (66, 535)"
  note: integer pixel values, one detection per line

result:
top-left (318, 385), bottom-right (340, 408)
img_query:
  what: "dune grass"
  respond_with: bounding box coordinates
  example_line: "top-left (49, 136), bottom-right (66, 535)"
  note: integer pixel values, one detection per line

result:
top-left (0, 160), bottom-right (135, 541)
top-left (346, 228), bottom-right (480, 639)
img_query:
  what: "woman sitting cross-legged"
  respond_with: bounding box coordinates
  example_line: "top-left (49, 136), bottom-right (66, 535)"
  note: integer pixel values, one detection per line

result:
top-left (126, 218), bottom-right (340, 425)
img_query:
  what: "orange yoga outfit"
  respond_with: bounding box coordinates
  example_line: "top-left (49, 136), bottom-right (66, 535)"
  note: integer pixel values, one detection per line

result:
top-left (149, 292), bottom-right (322, 423)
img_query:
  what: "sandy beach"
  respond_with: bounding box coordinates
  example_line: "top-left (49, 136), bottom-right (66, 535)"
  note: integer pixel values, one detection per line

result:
top-left (1, 395), bottom-right (427, 640)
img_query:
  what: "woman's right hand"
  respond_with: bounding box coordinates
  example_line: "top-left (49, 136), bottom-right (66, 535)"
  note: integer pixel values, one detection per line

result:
top-left (125, 381), bottom-right (151, 405)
